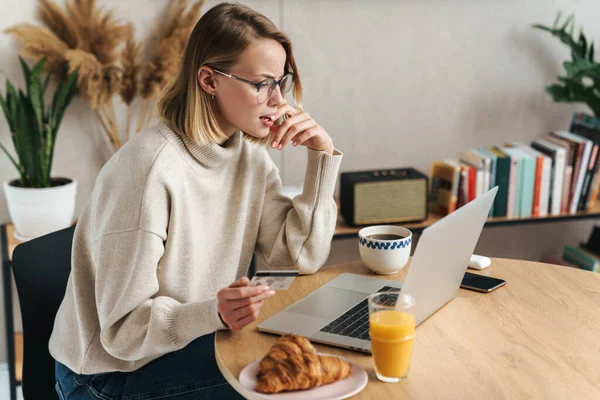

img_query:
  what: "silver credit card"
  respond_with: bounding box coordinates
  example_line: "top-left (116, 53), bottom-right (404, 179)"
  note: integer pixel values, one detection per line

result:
top-left (249, 270), bottom-right (299, 290)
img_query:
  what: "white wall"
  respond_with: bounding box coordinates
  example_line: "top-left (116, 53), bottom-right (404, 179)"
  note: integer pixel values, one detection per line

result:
top-left (279, 0), bottom-right (600, 263)
top-left (1, 0), bottom-right (599, 362)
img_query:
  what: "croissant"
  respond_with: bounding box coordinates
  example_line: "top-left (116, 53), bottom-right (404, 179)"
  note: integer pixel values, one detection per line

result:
top-left (255, 334), bottom-right (352, 394)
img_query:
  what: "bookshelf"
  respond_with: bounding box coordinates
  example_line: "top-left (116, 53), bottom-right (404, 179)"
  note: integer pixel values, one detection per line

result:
top-left (334, 201), bottom-right (600, 239)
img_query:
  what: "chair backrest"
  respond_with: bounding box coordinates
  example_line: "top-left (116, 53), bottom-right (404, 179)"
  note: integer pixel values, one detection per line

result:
top-left (12, 225), bottom-right (75, 400)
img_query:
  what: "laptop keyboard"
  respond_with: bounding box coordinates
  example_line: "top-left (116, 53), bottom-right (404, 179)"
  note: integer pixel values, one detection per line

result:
top-left (319, 286), bottom-right (401, 341)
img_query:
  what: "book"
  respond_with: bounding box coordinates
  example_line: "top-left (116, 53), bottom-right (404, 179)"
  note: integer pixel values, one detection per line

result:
top-left (444, 159), bottom-right (470, 209)
top-left (429, 161), bottom-right (460, 215)
top-left (513, 143), bottom-right (551, 217)
top-left (510, 147), bottom-right (536, 218)
top-left (459, 150), bottom-right (489, 199)
top-left (568, 115), bottom-right (600, 210)
top-left (531, 139), bottom-right (566, 216)
top-left (488, 147), bottom-right (511, 217)
top-left (578, 142), bottom-right (599, 210)
top-left (494, 146), bottom-right (519, 218)
top-left (570, 112), bottom-right (600, 132)
top-left (499, 146), bottom-right (525, 217)
top-left (562, 245), bottom-right (600, 272)
top-left (579, 246), bottom-right (600, 269)
top-left (459, 161), bottom-right (477, 203)
top-left (586, 156), bottom-right (600, 209)
top-left (475, 148), bottom-right (498, 217)
top-left (545, 134), bottom-right (575, 213)
top-left (550, 131), bottom-right (592, 214)
top-left (456, 163), bottom-right (469, 208)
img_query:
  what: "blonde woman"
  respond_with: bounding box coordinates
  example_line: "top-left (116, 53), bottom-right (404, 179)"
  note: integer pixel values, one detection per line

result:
top-left (49, 2), bottom-right (342, 399)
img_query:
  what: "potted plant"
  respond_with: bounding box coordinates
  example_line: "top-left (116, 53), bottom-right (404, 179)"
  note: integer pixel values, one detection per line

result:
top-left (533, 13), bottom-right (600, 118)
top-left (0, 57), bottom-right (78, 240)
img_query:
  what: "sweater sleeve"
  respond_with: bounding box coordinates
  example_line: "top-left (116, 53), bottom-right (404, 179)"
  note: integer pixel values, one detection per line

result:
top-left (93, 228), bottom-right (227, 362)
top-left (255, 148), bottom-right (343, 275)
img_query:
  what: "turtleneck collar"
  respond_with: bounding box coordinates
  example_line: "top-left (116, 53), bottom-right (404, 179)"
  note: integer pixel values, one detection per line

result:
top-left (158, 122), bottom-right (242, 169)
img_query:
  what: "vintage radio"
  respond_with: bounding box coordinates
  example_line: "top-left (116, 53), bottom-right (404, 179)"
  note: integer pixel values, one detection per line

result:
top-left (340, 168), bottom-right (429, 226)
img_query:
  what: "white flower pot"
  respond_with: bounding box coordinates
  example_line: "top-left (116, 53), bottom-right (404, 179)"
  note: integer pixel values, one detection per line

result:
top-left (3, 178), bottom-right (77, 241)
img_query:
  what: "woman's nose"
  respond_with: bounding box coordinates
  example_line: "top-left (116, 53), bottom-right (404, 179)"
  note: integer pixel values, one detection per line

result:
top-left (267, 85), bottom-right (285, 106)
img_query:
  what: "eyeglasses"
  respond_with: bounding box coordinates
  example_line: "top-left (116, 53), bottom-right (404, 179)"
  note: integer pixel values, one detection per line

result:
top-left (212, 68), bottom-right (294, 104)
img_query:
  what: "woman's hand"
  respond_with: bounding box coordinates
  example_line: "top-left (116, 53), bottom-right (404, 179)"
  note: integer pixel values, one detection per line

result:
top-left (269, 104), bottom-right (334, 155)
top-left (217, 277), bottom-right (275, 330)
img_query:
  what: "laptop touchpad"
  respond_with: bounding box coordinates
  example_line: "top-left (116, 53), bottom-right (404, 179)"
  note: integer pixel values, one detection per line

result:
top-left (287, 287), bottom-right (368, 319)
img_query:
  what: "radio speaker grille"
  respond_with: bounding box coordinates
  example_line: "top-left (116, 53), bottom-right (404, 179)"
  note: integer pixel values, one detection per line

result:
top-left (354, 180), bottom-right (427, 224)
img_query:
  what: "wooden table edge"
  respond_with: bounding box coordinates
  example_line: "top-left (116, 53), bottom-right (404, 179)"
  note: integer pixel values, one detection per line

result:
top-left (214, 334), bottom-right (263, 400)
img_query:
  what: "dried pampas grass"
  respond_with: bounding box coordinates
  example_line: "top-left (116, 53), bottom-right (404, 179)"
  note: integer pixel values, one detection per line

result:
top-left (4, 24), bottom-right (69, 78)
top-left (66, 0), bottom-right (129, 65)
top-left (38, 0), bottom-right (80, 49)
top-left (65, 49), bottom-right (122, 148)
top-left (137, 0), bottom-right (204, 132)
top-left (5, 0), bottom-right (204, 152)
top-left (120, 26), bottom-right (141, 140)
top-left (119, 26), bottom-right (140, 106)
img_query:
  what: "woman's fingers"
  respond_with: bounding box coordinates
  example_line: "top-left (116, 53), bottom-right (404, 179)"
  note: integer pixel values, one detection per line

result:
top-left (271, 111), bottom-right (311, 149)
top-left (228, 300), bottom-right (264, 329)
top-left (234, 308), bottom-right (261, 330)
top-left (230, 299), bottom-right (264, 321)
top-left (278, 119), bottom-right (318, 149)
top-left (292, 128), bottom-right (318, 147)
top-left (217, 276), bottom-right (278, 330)
top-left (273, 104), bottom-right (301, 121)
top-left (227, 288), bottom-right (275, 310)
top-left (228, 276), bottom-right (250, 288)
top-left (220, 284), bottom-right (269, 300)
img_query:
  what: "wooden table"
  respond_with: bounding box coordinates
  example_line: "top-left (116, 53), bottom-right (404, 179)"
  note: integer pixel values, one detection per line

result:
top-left (215, 259), bottom-right (600, 399)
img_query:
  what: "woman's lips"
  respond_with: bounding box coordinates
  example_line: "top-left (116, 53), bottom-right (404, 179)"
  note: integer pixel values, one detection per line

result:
top-left (260, 114), bottom-right (276, 128)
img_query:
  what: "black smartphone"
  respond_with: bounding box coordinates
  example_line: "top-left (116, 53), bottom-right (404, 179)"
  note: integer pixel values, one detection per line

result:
top-left (460, 272), bottom-right (506, 293)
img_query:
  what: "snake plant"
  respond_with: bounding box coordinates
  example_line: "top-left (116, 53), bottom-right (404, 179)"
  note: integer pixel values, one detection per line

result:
top-left (0, 57), bottom-right (77, 188)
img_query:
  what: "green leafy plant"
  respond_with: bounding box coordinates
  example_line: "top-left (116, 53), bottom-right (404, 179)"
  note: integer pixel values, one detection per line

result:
top-left (533, 12), bottom-right (600, 116)
top-left (0, 57), bottom-right (77, 188)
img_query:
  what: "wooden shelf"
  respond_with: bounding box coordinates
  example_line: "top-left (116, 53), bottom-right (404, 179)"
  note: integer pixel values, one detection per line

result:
top-left (5, 224), bottom-right (18, 262)
top-left (334, 201), bottom-right (600, 239)
top-left (3, 226), bottom-right (23, 385)
top-left (15, 333), bottom-right (22, 383)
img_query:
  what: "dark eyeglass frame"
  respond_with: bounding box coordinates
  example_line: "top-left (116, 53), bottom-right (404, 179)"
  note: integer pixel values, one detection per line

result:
top-left (211, 68), bottom-right (295, 104)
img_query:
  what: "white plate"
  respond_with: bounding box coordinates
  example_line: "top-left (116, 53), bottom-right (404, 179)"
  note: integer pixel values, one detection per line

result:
top-left (239, 353), bottom-right (368, 400)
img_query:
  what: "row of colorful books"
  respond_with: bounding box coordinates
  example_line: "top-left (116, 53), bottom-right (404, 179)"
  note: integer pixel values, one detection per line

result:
top-left (429, 112), bottom-right (600, 218)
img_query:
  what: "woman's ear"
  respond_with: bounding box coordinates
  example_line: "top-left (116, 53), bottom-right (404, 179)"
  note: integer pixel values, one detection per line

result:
top-left (198, 66), bottom-right (217, 96)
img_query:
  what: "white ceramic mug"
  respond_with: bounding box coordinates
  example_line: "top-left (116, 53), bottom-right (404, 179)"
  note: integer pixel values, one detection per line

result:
top-left (358, 225), bottom-right (412, 274)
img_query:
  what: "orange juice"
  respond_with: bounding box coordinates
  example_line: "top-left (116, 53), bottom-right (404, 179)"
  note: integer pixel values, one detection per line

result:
top-left (369, 310), bottom-right (415, 378)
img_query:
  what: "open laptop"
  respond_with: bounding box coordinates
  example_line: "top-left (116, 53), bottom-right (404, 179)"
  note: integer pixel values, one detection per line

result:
top-left (258, 186), bottom-right (498, 353)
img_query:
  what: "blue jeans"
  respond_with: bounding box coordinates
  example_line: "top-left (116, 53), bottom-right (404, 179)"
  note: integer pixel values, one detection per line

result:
top-left (54, 333), bottom-right (244, 399)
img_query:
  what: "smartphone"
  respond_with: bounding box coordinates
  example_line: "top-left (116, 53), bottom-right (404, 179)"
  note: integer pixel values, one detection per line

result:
top-left (460, 272), bottom-right (506, 293)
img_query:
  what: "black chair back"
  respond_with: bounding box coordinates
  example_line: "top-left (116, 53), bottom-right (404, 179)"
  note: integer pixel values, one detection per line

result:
top-left (12, 225), bottom-right (75, 400)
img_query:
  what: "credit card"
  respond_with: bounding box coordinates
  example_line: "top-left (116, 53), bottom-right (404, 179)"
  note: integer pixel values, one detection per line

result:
top-left (249, 270), bottom-right (299, 290)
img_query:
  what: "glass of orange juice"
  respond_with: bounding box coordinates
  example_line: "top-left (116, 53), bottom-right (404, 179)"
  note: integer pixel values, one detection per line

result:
top-left (368, 292), bottom-right (416, 382)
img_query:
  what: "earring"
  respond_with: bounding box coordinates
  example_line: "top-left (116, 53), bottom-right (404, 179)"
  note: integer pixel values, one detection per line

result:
top-left (211, 93), bottom-right (215, 100)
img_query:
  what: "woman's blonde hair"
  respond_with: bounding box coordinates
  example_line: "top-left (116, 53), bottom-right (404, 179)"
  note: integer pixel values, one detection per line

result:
top-left (156, 2), bottom-right (303, 146)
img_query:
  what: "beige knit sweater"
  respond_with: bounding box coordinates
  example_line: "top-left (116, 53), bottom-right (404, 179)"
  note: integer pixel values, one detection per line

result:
top-left (49, 122), bottom-right (342, 374)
